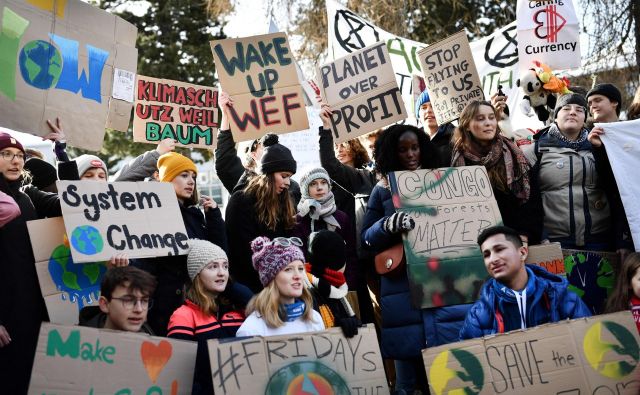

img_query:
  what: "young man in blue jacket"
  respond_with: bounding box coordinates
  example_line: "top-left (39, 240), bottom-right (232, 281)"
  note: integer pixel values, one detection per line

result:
top-left (459, 226), bottom-right (591, 340)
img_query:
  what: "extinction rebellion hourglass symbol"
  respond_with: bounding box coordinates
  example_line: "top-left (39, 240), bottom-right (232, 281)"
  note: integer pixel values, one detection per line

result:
top-left (533, 5), bottom-right (567, 43)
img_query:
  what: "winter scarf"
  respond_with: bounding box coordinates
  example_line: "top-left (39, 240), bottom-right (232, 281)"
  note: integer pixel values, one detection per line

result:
top-left (297, 191), bottom-right (341, 232)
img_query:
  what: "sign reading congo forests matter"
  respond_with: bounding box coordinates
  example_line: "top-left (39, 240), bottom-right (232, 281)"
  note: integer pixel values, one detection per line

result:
top-left (56, 181), bottom-right (189, 263)
top-left (0, 0), bottom-right (138, 151)
top-left (210, 32), bottom-right (309, 142)
top-left (423, 312), bottom-right (640, 395)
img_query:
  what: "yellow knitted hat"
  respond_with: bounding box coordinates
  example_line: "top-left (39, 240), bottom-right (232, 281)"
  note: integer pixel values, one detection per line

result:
top-left (157, 152), bottom-right (197, 182)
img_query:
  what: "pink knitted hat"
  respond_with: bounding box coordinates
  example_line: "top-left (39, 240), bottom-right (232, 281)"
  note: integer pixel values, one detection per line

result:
top-left (251, 236), bottom-right (305, 286)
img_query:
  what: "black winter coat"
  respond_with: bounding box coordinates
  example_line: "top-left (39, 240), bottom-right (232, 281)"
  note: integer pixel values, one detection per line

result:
top-left (135, 204), bottom-right (227, 336)
top-left (0, 178), bottom-right (61, 394)
top-left (225, 190), bottom-right (292, 293)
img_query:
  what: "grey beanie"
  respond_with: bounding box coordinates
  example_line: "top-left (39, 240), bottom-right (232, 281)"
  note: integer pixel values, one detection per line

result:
top-left (299, 167), bottom-right (331, 200)
top-left (554, 93), bottom-right (588, 121)
top-left (186, 239), bottom-right (228, 281)
top-left (75, 154), bottom-right (108, 178)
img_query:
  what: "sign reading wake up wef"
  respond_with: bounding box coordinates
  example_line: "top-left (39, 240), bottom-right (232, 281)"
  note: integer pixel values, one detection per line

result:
top-left (0, 0), bottom-right (137, 151)
top-left (423, 311), bottom-right (640, 395)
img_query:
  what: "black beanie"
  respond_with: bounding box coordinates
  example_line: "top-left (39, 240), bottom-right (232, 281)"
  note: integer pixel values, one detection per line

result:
top-left (24, 158), bottom-right (57, 189)
top-left (308, 230), bottom-right (346, 273)
top-left (554, 93), bottom-right (588, 121)
top-left (586, 83), bottom-right (622, 115)
top-left (258, 134), bottom-right (296, 175)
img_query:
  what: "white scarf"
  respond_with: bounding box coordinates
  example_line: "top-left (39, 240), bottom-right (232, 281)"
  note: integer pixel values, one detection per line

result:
top-left (297, 191), bottom-right (341, 231)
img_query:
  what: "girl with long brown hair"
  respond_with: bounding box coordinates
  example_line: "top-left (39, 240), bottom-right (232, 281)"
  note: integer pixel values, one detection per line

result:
top-left (606, 253), bottom-right (640, 333)
top-left (452, 100), bottom-right (540, 244)
top-left (225, 134), bottom-right (298, 292)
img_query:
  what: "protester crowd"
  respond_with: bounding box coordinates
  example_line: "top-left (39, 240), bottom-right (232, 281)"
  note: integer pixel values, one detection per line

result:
top-left (1, 60), bottom-right (639, 395)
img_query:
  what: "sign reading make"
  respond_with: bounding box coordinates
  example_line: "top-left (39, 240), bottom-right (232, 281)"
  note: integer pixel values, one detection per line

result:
top-left (210, 32), bottom-right (309, 142)
top-left (389, 167), bottom-right (502, 309)
top-left (418, 30), bottom-right (483, 125)
top-left (0, 0), bottom-right (137, 151)
top-left (318, 42), bottom-right (406, 143)
top-left (516, 0), bottom-right (581, 71)
top-left (57, 181), bottom-right (189, 263)
top-left (29, 323), bottom-right (196, 394)
top-left (133, 75), bottom-right (219, 149)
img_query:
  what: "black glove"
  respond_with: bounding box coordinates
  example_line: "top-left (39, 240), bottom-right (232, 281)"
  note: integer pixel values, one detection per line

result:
top-left (338, 316), bottom-right (360, 338)
top-left (384, 212), bottom-right (415, 234)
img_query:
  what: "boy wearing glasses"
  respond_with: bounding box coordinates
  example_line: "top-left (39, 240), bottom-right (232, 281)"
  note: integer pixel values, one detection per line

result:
top-left (79, 266), bottom-right (157, 334)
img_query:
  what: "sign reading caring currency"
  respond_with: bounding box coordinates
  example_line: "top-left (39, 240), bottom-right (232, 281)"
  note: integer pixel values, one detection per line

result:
top-left (389, 167), bottom-right (502, 309)
top-left (210, 32), bottom-right (309, 142)
top-left (57, 181), bottom-right (189, 263)
top-left (133, 75), bottom-right (219, 148)
top-left (418, 31), bottom-right (483, 125)
top-left (318, 42), bottom-right (406, 143)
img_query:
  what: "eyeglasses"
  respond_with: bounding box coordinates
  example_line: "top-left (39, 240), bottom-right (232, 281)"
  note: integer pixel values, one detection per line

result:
top-left (110, 297), bottom-right (153, 310)
top-left (0, 151), bottom-right (25, 162)
top-left (269, 237), bottom-right (303, 247)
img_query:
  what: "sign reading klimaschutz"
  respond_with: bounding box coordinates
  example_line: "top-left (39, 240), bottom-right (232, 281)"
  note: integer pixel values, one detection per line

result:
top-left (516, 0), bottom-right (581, 71)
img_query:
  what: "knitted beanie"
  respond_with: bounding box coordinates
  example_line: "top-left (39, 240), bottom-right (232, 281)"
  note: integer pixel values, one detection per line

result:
top-left (157, 152), bottom-right (198, 182)
top-left (258, 134), bottom-right (296, 175)
top-left (251, 236), bottom-right (305, 286)
top-left (186, 239), bottom-right (228, 281)
top-left (24, 158), bottom-right (57, 189)
top-left (0, 132), bottom-right (25, 154)
top-left (299, 167), bottom-right (331, 200)
top-left (75, 154), bottom-right (108, 178)
top-left (586, 83), bottom-right (622, 115)
top-left (554, 93), bottom-right (588, 121)
top-left (308, 230), bottom-right (346, 273)
top-left (415, 89), bottom-right (430, 119)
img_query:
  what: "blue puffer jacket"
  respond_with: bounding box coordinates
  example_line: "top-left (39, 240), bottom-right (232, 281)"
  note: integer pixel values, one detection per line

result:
top-left (459, 264), bottom-right (591, 340)
top-left (361, 182), bottom-right (471, 359)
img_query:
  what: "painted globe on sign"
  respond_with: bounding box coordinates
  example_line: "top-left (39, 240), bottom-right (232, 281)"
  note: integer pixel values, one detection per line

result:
top-left (48, 243), bottom-right (107, 310)
top-left (70, 225), bottom-right (104, 255)
top-left (18, 40), bottom-right (62, 89)
top-left (583, 321), bottom-right (639, 379)
top-left (429, 349), bottom-right (484, 395)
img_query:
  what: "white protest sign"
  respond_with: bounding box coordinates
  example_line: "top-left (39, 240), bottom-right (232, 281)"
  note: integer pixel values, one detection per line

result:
top-left (599, 120), bottom-right (640, 251)
top-left (516, 0), bottom-right (581, 72)
top-left (57, 181), bottom-right (189, 262)
top-left (418, 31), bottom-right (483, 125)
top-left (319, 42), bottom-right (406, 142)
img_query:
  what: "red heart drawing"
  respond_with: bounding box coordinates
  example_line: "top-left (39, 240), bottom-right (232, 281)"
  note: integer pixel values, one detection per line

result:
top-left (140, 340), bottom-right (173, 383)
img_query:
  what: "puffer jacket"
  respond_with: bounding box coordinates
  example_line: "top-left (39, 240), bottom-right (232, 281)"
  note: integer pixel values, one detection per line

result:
top-left (523, 127), bottom-right (620, 247)
top-left (361, 182), bottom-right (470, 359)
top-left (459, 264), bottom-right (592, 340)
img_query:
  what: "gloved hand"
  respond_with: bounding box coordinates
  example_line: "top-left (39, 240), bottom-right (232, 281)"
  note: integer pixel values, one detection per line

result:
top-left (338, 316), bottom-right (361, 338)
top-left (384, 212), bottom-right (415, 234)
top-left (322, 268), bottom-right (346, 287)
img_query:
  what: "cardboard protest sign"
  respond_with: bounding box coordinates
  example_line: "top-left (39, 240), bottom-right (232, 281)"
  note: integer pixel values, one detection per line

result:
top-left (599, 120), bottom-right (640, 251)
top-left (133, 75), bottom-right (219, 149)
top-left (27, 217), bottom-right (107, 324)
top-left (0, 0), bottom-right (137, 151)
top-left (389, 167), bottom-right (502, 308)
top-left (469, 22), bottom-right (544, 131)
top-left (29, 323), bottom-right (196, 394)
top-left (516, 0), bottom-right (581, 72)
top-left (208, 325), bottom-right (387, 394)
top-left (318, 42), bottom-right (406, 143)
top-left (526, 243), bottom-right (565, 275)
top-left (563, 249), bottom-right (619, 315)
top-left (57, 181), bottom-right (189, 263)
top-left (423, 311), bottom-right (640, 395)
top-left (418, 31), bottom-right (484, 125)
top-left (210, 32), bottom-right (309, 142)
